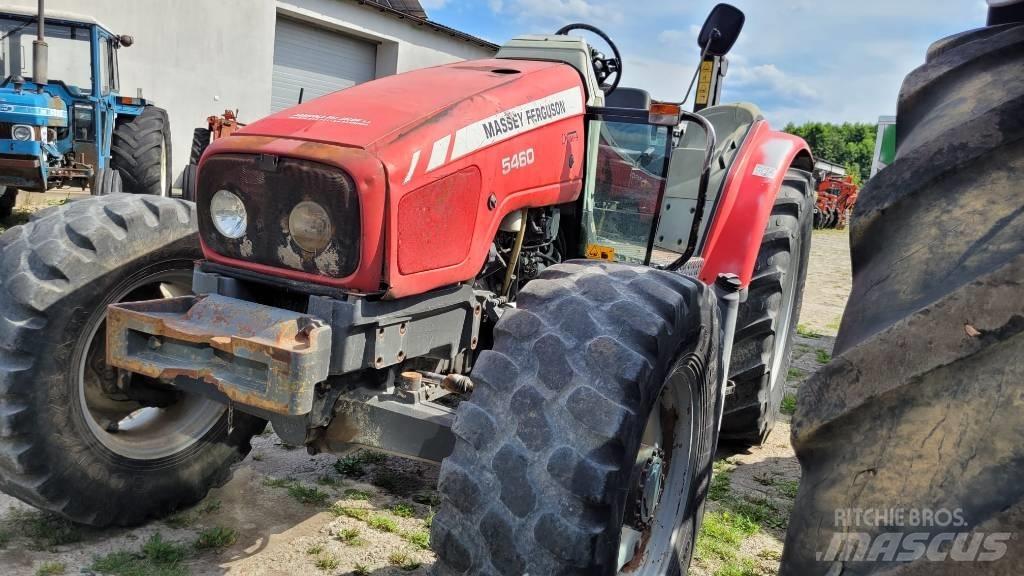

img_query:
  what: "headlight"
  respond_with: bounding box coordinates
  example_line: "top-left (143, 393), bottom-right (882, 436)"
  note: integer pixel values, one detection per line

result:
top-left (288, 201), bottom-right (332, 253)
top-left (11, 125), bottom-right (33, 141)
top-left (210, 189), bottom-right (247, 239)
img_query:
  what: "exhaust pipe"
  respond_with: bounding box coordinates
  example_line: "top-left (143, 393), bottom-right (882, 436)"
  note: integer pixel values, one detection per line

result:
top-left (33, 0), bottom-right (47, 85)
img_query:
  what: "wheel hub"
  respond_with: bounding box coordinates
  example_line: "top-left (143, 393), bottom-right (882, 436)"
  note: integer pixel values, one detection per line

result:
top-left (637, 448), bottom-right (666, 527)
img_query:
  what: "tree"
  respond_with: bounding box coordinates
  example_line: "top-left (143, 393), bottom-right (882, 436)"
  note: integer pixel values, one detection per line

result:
top-left (783, 122), bottom-right (876, 185)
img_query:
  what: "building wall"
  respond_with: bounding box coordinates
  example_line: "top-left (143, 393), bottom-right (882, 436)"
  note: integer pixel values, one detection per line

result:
top-left (3, 0), bottom-right (495, 186)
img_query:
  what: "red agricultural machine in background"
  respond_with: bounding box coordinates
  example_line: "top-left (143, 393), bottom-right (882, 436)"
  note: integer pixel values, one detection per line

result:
top-left (812, 159), bottom-right (858, 229)
top-left (182, 110), bottom-right (246, 200)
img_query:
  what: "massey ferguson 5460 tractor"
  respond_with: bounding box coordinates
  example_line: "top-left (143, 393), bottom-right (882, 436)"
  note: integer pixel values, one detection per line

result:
top-left (0, 4), bottom-right (817, 573)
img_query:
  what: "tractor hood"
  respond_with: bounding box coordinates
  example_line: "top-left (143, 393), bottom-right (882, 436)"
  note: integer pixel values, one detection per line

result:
top-left (236, 58), bottom-right (582, 154)
top-left (0, 88), bottom-right (68, 127)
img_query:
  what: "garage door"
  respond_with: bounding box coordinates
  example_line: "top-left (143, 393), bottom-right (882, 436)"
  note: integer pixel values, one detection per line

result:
top-left (271, 17), bottom-right (377, 113)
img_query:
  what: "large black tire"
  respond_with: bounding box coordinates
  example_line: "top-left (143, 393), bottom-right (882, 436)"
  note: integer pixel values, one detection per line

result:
top-left (432, 261), bottom-right (722, 575)
top-left (720, 170), bottom-right (813, 445)
top-left (782, 23), bottom-right (1024, 575)
top-left (90, 167), bottom-right (123, 196)
top-left (111, 106), bottom-right (171, 196)
top-left (0, 194), bottom-right (265, 527)
top-left (191, 127), bottom-right (211, 165)
top-left (0, 186), bottom-right (15, 219)
top-left (181, 163), bottom-right (198, 202)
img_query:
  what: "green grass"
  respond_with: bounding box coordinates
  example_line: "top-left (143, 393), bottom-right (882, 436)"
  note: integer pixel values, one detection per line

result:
top-left (392, 503), bottom-right (416, 518)
top-left (775, 479), bottom-right (800, 499)
top-left (165, 500), bottom-right (220, 529)
top-left (388, 550), bottom-right (422, 571)
top-left (359, 450), bottom-right (388, 465)
top-left (353, 563), bottom-right (371, 576)
top-left (727, 497), bottom-right (787, 531)
top-left (314, 554), bottom-right (339, 571)
top-left (708, 461), bottom-right (735, 501)
top-left (333, 455), bottom-right (365, 477)
top-left (371, 469), bottom-right (403, 493)
top-left (412, 492), bottom-right (440, 506)
top-left (343, 489), bottom-right (371, 501)
top-left (815, 349), bottom-right (832, 364)
top-left (262, 477), bottom-right (294, 488)
top-left (330, 505), bottom-right (370, 522)
top-left (336, 527), bottom-right (365, 546)
top-left (404, 529), bottom-right (431, 550)
top-left (6, 509), bottom-right (82, 550)
top-left (367, 514), bottom-right (398, 533)
top-left (193, 526), bottom-right (237, 551)
top-left (423, 509), bottom-right (434, 529)
top-left (287, 484), bottom-right (330, 506)
top-left (786, 367), bottom-right (805, 381)
top-left (780, 394), bottom-right (798, 415)
top-left (35, 562), bottom-right (66, 576)
top-left (315, 474), bottom-right (340, 487)
top-left (91, 533), bottom-right (190, 576)
top-left (306, 543), bottom-right (324, 555)
top-left (714, 557), bottom-right (763, 576)
top-left (696, 510), bottom-right (758, 563)
top-left (796, 324), bottom-right (821, 339)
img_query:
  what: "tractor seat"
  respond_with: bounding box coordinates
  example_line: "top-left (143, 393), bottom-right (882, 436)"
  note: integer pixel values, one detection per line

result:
top-left (654, 103), bottom-right (762, 256)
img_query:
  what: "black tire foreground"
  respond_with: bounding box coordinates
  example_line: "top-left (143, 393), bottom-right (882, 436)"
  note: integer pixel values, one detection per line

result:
top-left (432, 261), bottom-right (722, 574)
top-left (0, 195), bottom-right (264, 526)
top-left (721, 169), bottom-right (813, 446)
top-left (782, 24), bottom-right (1024, 575)
top-left (111, 106), bottom-right (172, 196)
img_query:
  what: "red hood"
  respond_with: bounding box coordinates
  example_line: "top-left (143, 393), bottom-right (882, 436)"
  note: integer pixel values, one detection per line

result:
top-left (237, 59), bottom-right (575, 150)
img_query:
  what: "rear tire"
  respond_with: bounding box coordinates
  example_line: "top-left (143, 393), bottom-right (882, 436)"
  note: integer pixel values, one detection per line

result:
top-left (0, 194), bottom-right (265, 526)
top-left (111, 106), bottom-right (172, 196)
top-left (0, 186), bottom-right (16, 219)
top-left (191, 127), bottom-right (211, 165)
top-left (181, 163), bottom-right (197, 202)
top-left (720, 170), bottom-right (813, 445)
top-left (432, 261), bottom-right (721, 574)
top-left (783, 23), bottom-right (1024, 575)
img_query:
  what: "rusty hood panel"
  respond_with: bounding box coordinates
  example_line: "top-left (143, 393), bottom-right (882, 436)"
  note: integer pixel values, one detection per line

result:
top-left (106, 294), bottom-right (332, 416)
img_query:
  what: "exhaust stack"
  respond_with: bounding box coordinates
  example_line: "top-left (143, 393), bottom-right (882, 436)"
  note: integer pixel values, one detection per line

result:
top-left (32, 0), bottom-right (47, 85)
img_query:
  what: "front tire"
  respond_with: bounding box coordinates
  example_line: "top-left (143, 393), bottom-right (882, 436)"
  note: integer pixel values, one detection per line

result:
top-left (432, 261), bottom-right (722, 574)
top-left (111, 106), bottom-right (172, 196)
top-left (721, 169), bottom-right (813, 445)
top-left (0, 194), bottom-right (264, 526)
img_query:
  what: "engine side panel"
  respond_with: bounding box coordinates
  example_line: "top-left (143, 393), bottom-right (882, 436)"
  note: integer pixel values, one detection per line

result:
top-left (698, 121), bottom-right (813, 287)
top-left (370, 64), bottom-right (586, 298)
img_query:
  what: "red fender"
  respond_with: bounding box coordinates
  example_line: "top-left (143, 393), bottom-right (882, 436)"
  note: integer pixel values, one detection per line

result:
top-left (698, 120), bottom-right (812, 288)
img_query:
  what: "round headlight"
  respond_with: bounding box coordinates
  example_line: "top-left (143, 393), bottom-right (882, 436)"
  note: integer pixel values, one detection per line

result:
top-left (288, 201), bottom-right (332, 253)
top-left (210, 189), bottom-right (247, 239)
top-left (11, 125), bottom-right (33, 141)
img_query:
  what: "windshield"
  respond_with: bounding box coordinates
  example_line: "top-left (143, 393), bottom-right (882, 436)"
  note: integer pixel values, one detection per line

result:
top-left (582, 119), bottom-right (672, 265)
top-left (0, 17), bottom-right (93, 93)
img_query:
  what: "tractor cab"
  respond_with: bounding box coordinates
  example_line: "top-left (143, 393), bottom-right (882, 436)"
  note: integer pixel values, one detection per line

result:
top-left (0, 5), bottom-right (152, 206)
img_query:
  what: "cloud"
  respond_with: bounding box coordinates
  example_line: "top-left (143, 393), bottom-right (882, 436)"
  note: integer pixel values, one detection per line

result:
top-left (657, 25), bottom-right (700, 47)
top-left (488, 0), bottom-right (623, 24)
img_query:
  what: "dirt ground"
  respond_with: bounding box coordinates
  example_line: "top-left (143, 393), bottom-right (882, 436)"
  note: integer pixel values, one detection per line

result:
top-left (0, 228), bottom-right (852, 576)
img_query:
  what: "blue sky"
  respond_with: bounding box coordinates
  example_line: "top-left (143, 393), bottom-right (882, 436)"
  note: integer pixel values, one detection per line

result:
top-left (422, 0), bottom-right (987, 126)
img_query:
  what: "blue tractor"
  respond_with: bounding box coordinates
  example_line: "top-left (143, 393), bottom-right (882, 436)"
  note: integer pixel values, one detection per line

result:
top-left (0, 3), bottom-right (171, 218)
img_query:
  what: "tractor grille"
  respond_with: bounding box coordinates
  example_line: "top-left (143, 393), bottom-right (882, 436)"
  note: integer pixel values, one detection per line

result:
top-left (198, 153), bottom-right (361, 278)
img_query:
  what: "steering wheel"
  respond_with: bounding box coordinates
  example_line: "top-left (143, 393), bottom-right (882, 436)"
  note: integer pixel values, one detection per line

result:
top-left (555, 23), bottom-right (623, 95)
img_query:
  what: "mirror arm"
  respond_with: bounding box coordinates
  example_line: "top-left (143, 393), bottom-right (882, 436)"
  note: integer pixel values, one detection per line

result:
top-left (666, 111), bottom-right (717, 272)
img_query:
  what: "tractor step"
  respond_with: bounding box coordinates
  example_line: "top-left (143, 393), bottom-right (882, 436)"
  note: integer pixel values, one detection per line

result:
top-left (106, 294), bottom-right (332, 415)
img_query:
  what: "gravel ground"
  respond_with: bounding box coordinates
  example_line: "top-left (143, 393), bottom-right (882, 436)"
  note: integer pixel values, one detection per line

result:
top-left (0, 229), bottom-right (852, 576)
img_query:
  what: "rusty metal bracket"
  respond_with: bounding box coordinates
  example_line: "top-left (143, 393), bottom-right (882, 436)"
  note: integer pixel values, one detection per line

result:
top-left (106, 294), bottom-right (332, 415)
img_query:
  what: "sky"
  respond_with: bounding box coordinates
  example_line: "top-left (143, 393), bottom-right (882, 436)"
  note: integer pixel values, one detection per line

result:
top-left (421, 0), bottom-right (988, 127)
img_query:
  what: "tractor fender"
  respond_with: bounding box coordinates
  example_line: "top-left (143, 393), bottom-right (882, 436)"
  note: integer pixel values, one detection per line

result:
top-left (698, 120), bottom-right (813, 288)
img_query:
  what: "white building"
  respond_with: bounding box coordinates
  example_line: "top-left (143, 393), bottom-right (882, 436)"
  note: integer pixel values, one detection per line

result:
top-left (4, 0), bottom-right (497, 185)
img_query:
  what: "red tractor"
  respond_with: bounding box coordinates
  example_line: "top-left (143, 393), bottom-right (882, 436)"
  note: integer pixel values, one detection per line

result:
top-left (0, 5), bottom-right (816, 572)
top-left (811, 159), bottom-right (858, 229)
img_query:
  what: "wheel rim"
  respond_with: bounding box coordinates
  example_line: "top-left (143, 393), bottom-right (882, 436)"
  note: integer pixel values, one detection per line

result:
top-left (768, 246), bottom-right (800, 392)
top-left (617, 366), bottom-right (696, 572)
top-left (159, 139), bottom-right (168, 197)
top-left (76, 266), bottom-right (224, 460)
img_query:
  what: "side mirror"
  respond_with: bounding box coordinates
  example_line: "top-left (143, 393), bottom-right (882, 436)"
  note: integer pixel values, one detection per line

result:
top-left (697, 3), bottom-right (745, 56)
top-left (119, 35), bottom-right (134, 47)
